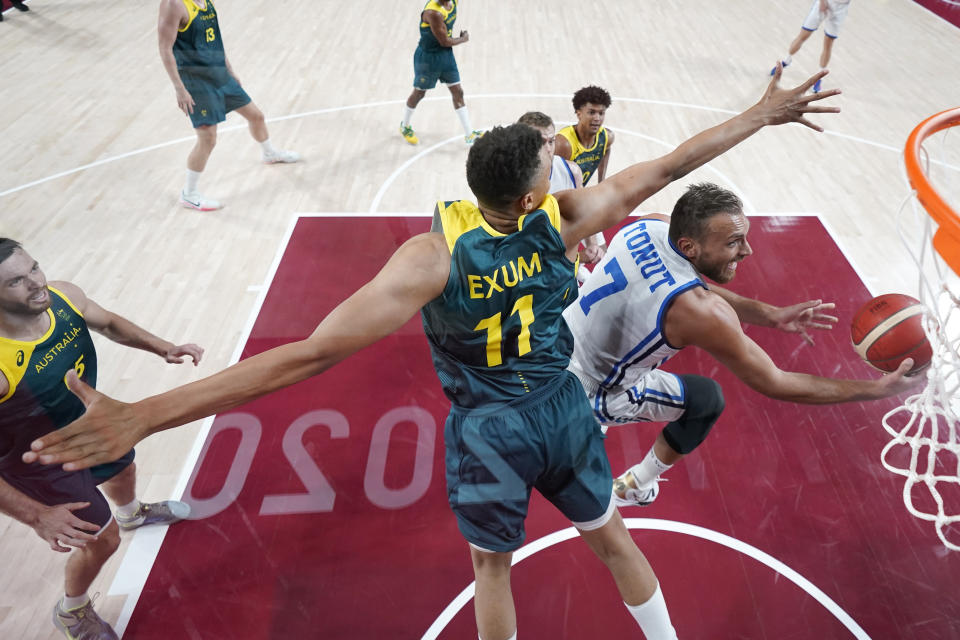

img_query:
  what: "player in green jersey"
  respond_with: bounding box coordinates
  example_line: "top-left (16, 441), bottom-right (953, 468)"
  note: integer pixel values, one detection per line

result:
top-left (0, 239), bottom-right (203, 640)
top-left (400, 0), bottom-right (482, 145)
top-left (159, 0), bottom-right (300, 212)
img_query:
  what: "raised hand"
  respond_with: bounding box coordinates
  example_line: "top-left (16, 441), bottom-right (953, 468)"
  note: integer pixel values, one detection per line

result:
top-left (32, 502), bottom-right (101, 552)
top-left (757, 65), bottom-right (840, 132)
top-left (22, 370), bottom-right (144, 471)
top-left (770, 299), bottom-right (839, 345)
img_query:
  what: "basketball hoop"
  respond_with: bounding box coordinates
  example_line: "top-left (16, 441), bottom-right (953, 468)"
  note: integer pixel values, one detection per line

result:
top-left (884, 107), bottom-right (960, 551)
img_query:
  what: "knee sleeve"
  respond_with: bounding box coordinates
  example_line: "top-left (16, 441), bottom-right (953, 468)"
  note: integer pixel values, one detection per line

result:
top-left (662, 375), bottom-right (724, 455)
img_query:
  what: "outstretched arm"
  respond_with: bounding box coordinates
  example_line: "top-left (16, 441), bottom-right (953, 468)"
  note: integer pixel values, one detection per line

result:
top-left (26, 233), bottom-right (452, 470)
top-left (556, 69), bottom-right (839, 252)
top-left (708, 284), bottom-right (838, 344)
top-left (665, 288), bottom-right (921, 404)
top-left (50, 281), bottom-right (204, 365)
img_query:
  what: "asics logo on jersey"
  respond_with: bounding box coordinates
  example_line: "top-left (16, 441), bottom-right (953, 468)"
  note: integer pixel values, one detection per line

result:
top-left (467, 252), bottom-right (543, 299)
top-left (623, 222), bottom-right (676, 292)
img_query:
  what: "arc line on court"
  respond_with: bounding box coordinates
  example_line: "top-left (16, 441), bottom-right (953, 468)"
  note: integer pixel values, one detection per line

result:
top-left (4, 94), bottom-right (956, 200)
top-left (421, 518), bottom-right (870, 640)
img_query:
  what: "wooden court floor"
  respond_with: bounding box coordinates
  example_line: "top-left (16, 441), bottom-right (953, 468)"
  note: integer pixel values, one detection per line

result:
top-left (1, 1), bottom-right (958, 638)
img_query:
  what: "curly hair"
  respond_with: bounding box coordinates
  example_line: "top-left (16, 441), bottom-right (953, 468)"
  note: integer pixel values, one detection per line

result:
top-left (668, 183), bottom-right (744, 244)
top-left (516, 111), bottom-right (554, 130)
top-left (572, 85), bottom-right (612, 111)
top-left (466, 124), bottom-right (544, 209)
top-left (0, 238), bottom-right (22, 265)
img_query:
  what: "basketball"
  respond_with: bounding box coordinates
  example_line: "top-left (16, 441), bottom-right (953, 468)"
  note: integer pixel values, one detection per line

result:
top-left (850, 294), bottom-right (932, 374)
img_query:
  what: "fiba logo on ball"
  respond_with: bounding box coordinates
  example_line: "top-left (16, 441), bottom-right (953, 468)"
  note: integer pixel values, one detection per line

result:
top-left (850, 293), bottom-right (933, 374)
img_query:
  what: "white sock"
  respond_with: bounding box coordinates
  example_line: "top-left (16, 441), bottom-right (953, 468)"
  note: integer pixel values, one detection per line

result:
top-left (402, 105), bottom-right (416, 127)
top-left (184, 169), bottom-right (202, 196)
top-left (62, 593), bottom-right (90, 611)
top-left (783, 54), bottom-right (793, 65)
top-left (116, 499), bottom-right (141, 518)
top-left (631, 446), bottom-right (673, 487)
top-left (625, 583), bottom-right (677, 640)
top-left (455, 105), bottom-right (473, 135)
top-left (479, 634), bottom-right (516, 640)
top-left (260, 138), bottom-right (277, 156)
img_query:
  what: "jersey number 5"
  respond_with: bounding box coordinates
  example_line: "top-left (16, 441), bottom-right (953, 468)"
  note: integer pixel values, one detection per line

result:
top-left (474, 294), bottom-right (535, 367)
top-left (63, 355), bottom-right (85, 387)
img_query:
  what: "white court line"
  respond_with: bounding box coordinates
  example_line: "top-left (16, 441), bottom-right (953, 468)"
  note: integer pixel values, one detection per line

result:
top-left (109, 211), bottom-right (445, 634)
top-left (368, 124), bottom-right (756, 214)
top-left (369, 134), bottom-right (463, 213)
top-left (108, 212), bottom-right (307, 637)
top-left (106, 212), bottom-right (866, 637)
top-left (421, 518), bottom-right (871, 640)
top-left (818, 213), bottom-right (883, 298)
top-left (4, 94), bottom-right (958, 200)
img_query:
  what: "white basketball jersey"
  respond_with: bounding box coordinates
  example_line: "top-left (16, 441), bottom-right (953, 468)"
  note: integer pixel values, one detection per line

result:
top-left (564, 217), bottom-right (706, 390)
top-left (549, 155), bottom-right (578, 193)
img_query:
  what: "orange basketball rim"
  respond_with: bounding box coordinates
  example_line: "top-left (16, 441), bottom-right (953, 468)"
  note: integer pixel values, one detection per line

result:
top-left (904, 107), bottom-right (960, 275)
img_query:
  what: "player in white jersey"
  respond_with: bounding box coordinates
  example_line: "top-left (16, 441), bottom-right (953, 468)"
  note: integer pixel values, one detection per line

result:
top-left (769, 0), bottom-right (853, 93)
top-left (564, 183), bottom-right (920, 507)
top-left (517, 111), bottom-right (606, 277)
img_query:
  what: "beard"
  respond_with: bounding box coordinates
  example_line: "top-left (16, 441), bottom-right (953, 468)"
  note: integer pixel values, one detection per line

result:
top-left (0, 288), bottom-right (51, 316)
top-left (697, 258), bottom-right (737, 284)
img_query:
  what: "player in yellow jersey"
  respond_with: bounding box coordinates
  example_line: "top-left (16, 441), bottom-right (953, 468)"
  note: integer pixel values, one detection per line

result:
top-left (30, 70), bottom-right (840, 640)
top-left (518, 110), bottom-right (607, 275)
top-left (0, 239), bottom-right (203, 640)
top-left (556, 85), bottom-right (616, 186)
top-left (400, 0), bottom-right (482, 145)
top-left (159, 0), bottom-right (300, 212)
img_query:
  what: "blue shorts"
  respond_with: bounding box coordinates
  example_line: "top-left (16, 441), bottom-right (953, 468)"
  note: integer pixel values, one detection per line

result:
top-left (0, 448), bottom-right (134, 529)
top-left (444, 372), bottom-right (613, 553)
top-left (413, 47), bottom-right (461, 90)
top-left (181, 69), bottom-right (252, 128)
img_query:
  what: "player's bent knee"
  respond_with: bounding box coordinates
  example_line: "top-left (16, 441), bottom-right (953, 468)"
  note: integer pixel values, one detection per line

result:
top-left (92, 520), bottom-right (121, 556)
top-left (663, 375), bottom-right (724, 454)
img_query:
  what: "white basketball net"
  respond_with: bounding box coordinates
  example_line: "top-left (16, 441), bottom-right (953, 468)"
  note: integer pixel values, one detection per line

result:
top-left (886, 128), bottom-right (960, 551)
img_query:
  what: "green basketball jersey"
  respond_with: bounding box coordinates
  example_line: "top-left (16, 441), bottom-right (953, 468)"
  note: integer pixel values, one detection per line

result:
top-left (421, 196), bottom-right (578, 408)
top-left (173, 0), bottom-right (228, 81)
top-left (418, 0), bottom-right (457, 53)
top-left (0, 287), bottom-right (97, 471)
top-left (557, 125), bottom-right (609, 186)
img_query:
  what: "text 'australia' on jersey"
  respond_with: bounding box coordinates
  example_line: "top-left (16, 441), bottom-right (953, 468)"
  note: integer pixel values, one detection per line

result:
top-left (0, 287), bottom-right (98, 472)
top-left (564, 218), bottom-right (705, 390)
top-left (418, 0), bottom-right (457, 52)
top-left (422, 196), bottom-right (578, 408)
top-left (173, 0), bottom-right (228, 80)
top-left (557, 125), bottom-right (609, 186)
